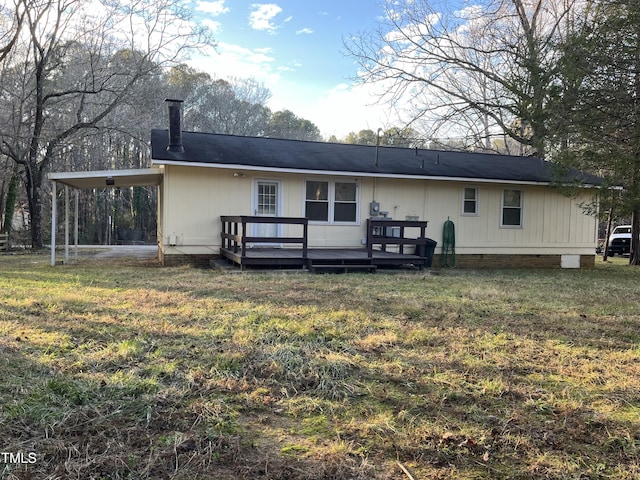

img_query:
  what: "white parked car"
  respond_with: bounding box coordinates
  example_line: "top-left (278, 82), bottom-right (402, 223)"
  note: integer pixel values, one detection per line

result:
top-left (608, 225), bottom-right (632, 256)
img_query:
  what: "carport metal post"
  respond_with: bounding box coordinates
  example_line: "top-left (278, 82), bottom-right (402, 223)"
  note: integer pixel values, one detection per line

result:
top-left (74, 189), bottom-right (79, 260)
top-left (51, 182), bottom-right (79, 266)
top-left (65, 185), bottom-right (69, 263)
top-left (51, 181), bottom-right (56, 266)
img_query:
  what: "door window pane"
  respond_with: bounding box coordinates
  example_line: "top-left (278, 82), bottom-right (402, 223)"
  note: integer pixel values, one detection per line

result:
top-left (258, 183), bottom-right (277, 215)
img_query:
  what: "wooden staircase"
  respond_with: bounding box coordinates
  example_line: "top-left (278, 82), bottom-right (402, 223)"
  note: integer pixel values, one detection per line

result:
top-left (307, 258), bottom-right (377, 274)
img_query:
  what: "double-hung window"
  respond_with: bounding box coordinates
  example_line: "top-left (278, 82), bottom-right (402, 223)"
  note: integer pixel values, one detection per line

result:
top-left (305, 181), bottom-right (329, 221)
top-left (501, 189), bottom-right (523, 227)
top-left (462, 187), bottom-right (478, 215)
top-left (305, 180), bottom-right (358, 223)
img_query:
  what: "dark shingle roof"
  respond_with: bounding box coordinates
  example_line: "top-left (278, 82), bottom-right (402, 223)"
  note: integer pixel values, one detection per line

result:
top-left (151, 129), bottom-right (601, 186)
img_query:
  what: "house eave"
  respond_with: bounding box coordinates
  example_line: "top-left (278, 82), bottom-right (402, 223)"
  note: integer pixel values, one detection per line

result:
top-left (151, 159), bottom-right (567, 187)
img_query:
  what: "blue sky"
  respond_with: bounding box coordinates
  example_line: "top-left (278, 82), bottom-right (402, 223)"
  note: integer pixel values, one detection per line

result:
top-left (188, 0), bottom-right (395, 138)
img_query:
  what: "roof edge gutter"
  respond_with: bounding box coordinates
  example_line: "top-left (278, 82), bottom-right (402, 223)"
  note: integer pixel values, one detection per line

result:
top-left (151, 159), bottom-right (568, 187)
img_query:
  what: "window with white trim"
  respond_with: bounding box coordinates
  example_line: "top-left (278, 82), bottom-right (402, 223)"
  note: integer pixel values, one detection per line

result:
top-left (501, 189), bottom-right (523, 227)
top-left (305, 180), bottom-right (358, 223)
top-left (462, 187), bottom-right (478, 215)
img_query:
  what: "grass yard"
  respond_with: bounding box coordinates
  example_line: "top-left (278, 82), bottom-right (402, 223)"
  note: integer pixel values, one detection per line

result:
top-left (0, 254), bottom-right (639, 479)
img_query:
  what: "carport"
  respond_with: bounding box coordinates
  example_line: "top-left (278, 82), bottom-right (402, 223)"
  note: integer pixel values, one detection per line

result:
top-left (48, 168), bottom-right (163, 266)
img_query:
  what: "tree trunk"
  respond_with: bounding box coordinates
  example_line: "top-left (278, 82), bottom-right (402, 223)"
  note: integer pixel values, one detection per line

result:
top-left (24, 164), bottom-right (43, 249)
top-left (630, 207), bottom-right (640, 265)
top-left (603, 205), bottom-right (614, 262)
top-left (1, 165), bottom-right (20, 235)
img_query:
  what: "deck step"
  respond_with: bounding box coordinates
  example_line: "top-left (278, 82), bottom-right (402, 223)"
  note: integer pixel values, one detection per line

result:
top-left (308, 262), bottom-right (377, 273)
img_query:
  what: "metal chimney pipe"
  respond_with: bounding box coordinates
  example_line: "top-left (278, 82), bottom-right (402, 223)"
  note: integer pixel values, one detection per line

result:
top-left (166, 99), bottom-right (184, 153)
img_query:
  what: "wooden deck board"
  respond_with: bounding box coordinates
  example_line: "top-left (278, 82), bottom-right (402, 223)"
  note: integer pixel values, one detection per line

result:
top-left (220, 247), bottom-right (426, 270)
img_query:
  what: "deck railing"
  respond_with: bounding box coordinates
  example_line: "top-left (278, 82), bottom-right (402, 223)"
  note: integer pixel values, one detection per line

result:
top-left (220, 216), bottom-right (308, 259)
top-left (366, 218), bottom-right (429, 257)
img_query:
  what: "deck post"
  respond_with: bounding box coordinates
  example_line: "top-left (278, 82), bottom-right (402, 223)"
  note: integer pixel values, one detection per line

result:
top-left (221, 219), bottom-right (226, 250)
top-left (302, 221), bottom-right (308, 259)
top-left (366, 219), bottom-right (373, 258)
top-left (241, 219), bottom-right (247, 258)
top-left (233, 221), bottom-right (238, 253)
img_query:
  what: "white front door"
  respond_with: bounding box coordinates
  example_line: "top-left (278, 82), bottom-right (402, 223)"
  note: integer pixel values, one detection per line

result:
top-left (253, 180), bottom-right (281, 243)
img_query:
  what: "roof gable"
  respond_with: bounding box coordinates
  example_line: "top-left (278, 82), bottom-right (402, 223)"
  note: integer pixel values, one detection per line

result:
top-left (150, 129), bottom-right (601, 186)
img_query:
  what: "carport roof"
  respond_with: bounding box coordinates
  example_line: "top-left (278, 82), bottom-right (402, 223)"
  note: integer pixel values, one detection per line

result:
top-left (49, 168), bottom-right (163, 189)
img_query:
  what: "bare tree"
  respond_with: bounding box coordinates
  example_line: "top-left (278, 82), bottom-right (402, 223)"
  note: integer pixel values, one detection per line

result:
top-left (0, 0), bottom-right (213, 248)
top-left (345, 0), bottom-right (584, 156)
top-left (0, 0), bottom-right (25, 62)
top-left (0, 0), bottom-right (27, 235)
top-left (166, 65), bottom-right (272, 136)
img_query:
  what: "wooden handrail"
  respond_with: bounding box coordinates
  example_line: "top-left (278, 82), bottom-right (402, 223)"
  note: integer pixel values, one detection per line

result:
top-left (221, 216), bottom-right (308, 258)
top-left (366, 219), bottom-right (429, 257)
top-left (221, 215), bottom-right (308, 224)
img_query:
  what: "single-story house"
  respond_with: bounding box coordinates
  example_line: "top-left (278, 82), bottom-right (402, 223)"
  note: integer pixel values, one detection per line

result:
top-left (49, 101), bottom-right (601, 269)
top-left (148, 102), bottom-right (601, 270)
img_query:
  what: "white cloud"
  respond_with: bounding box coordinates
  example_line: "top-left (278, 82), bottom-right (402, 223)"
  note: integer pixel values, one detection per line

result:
top-left (195, 0), bottom-right (229, 16)
top-left (296, 28), bottom-right (313, 35)
top-left (269, 81), bottom-right (400, 139)
top-left (314, 84), bottom-right (398, 138)
top-left (249, 4), bottom-right (283, 32)
top-left (189, 42), bottom-right (280, 85)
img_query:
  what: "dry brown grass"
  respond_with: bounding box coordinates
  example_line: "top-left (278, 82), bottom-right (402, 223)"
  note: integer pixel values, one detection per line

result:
top-left (0, 253), bottom-right (639, 479)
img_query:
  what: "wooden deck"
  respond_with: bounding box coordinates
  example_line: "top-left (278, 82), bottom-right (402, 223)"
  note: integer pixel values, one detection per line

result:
top-left (220, 216), bottom-right (435, 272)
top-left (219, 247), bottom-right (430, 271)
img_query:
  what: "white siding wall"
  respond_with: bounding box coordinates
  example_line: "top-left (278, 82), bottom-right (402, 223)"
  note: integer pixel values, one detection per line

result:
top-left (160, 165), bottom-right (598, 256)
